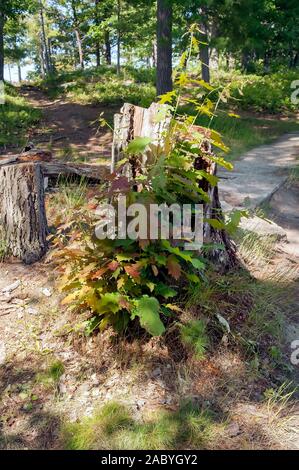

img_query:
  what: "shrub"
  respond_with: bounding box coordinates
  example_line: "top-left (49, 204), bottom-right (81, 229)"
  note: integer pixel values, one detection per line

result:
top-left (213, 70), bottom-right (299, 113)
top-left (0, 84), bottom-right (41, 148)
top-left (53, 27), bottom-right (237, 338)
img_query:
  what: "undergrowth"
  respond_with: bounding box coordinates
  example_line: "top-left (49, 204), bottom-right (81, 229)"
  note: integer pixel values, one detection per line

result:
top-left (0, 84), bottom-right (41, 149)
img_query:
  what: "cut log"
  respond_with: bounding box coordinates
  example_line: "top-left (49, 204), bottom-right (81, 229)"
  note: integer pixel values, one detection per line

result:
top-left (41, 161), bottom-right (110, 182)
top-left (0, 163), bottom-right (48, 264)
top-left (0, 155), bottom-right (110, 183)
top-left (112, 103), bottom-right (237, 270)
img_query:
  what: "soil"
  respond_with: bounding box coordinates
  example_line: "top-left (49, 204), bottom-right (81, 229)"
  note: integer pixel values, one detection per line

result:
top-left (19, 86), bottom-right (115, 164)
top-left (0, 89), bottom-right (299, 449)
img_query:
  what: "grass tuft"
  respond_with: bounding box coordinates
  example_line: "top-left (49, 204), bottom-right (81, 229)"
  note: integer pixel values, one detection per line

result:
top-left (63, 400), bottom-right (222, 450)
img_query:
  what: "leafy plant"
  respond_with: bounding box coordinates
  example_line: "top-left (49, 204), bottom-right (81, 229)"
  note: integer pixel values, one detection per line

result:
top-left (53, 26), bottom-right (238, 338)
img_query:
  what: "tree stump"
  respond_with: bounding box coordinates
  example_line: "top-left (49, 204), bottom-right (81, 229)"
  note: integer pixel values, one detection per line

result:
top-left (112, 102), bottom-right (237, 270)
top-left (0, 162), bottom-right (48, 264)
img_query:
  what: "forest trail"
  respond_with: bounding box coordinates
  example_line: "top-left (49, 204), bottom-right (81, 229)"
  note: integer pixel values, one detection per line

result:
top-left (219, 133), bottom-right (299, 259)
top-left (1, 92), bottom-right (299, 448)
top-left (19, 86), bottom-right (113, 164)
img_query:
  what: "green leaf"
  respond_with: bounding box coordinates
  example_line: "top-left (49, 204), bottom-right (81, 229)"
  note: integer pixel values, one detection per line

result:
top-left (190, 258), bottom-right (205, 270)
top-left (132, 296), bottom-right (165, 336)
top-left (126, 137), bottom-right (152, 155)
top-left (98, 292), bottom-right (121, 314)
top-left (204, 218), bottom-right (226, 230)
top-left (186, 273), bottom-right (201, 284)
top-left (155, 283), bottom-right (178, 299)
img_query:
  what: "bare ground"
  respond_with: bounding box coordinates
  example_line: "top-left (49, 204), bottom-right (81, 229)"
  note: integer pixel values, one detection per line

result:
top-left (0, 90), bottom-right (299, 449)
top-left (19, 86), bottom-right (114, 164)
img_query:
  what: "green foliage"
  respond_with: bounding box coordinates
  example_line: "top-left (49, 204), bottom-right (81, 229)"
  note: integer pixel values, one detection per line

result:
top-left (35, 359), bottom-right (65, 389)
top-left (215, 70), bottom-right (299, 114)
top-left (36, 66), bottom-right (156, 106)
top-left (53, 30), bottom-right (238, 338)
top-left (180, 320), bottom-right (209, 360)
top-left (63, 400), bottom-right (220, 450)
top-left (49, 360), bottom-right (65, 382)
top-left (0, 84), bottom-right (41, 148)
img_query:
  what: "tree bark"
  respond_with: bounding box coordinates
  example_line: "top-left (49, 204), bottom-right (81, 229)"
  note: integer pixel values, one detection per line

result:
top-left (0, 12), bottom-right (4, 82)
top-left (0, 163), bottom-right (48, 264)
top-left (116, 0), bottom-right (121, 75)
top-left (17, 63), bottom-right (22, 83)
top-left (156, 0), bottom-right (173, 96)
top-left (95, 0), bottom-right (101, 67)
top-left (105, 31), bottom-right (111, 65)
top-left (74, 28), bottom-right (84, 69)
top-left (199, 8), bottom-right (210, 84)
top-left (39, 0), bottom-right (52, 74)
top-left (71, 0), bottom-right (84, 69)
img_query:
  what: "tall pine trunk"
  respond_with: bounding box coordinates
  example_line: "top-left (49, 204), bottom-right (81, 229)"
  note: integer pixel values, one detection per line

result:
top-left (71, 0), bottom-right (84, 70)
top-left (199, 8), bottom-right (210, 84)
top-left (95, 0), bottom-right (101, 67)
top-left (75, 28), bottom-right (84, 69)
top-left (116, 0), bottom-right (121, 75)
top-left (156, 0), bottom-right (173, 96)
top-left (105, 31), bottom-right (111, 65)
top-left (0, 12), bottom-right (5, 82)
top-left (39, 1), bottom-right (52, 74)
top-left (18, 63), bottom-right (22, 82)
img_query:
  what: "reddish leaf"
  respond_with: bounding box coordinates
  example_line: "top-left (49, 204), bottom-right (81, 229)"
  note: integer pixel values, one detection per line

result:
top-left (167, 256), bottom-right (181, 280)
top-left (125, 263), bottom-right (141, 280)
top-left (87, 203), bottom-right (98, 210)
top-left (91, 267), bottom-right (109, 280)
top-left (108, 260), bottom-right (119, 271)
top-left (119, 297), bottom-right (131, 310)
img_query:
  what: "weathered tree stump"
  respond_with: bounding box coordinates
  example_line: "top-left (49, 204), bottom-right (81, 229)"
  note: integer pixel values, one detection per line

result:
top-left (0, 162), bottom-right (48, 264)
top-left (112, 102), bottom-right (237, 270)
top-left (111, 102), bottom-right (171, 173)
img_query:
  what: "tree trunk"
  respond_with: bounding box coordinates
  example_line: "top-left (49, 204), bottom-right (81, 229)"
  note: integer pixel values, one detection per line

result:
top-left (75, 28), bottom-right (84, 69)
top-left (39, 1), bottom-right (52, 74)
top-left (152, 40), bottom-right (157, 67)
top-left (116, 0), bottom-right (121, 75)
top-left (17, 63), bottom-right (22, 83)
top-left (0, 163), bottom-right (48, 264)
top-left (95, 0), bottom-right (101, 67)
top-left (199, 8), bottom-right (210, 84)
top-left (71, 0), bottom-right (84, 69)
top-left (105, 31), bottom-right (112, 65)
top-left (7, 64), bottom-right (12, 83)
top-left (156, 0), bottom-right (173, 96)
top-left (0, 12), bottom-right (4, 82)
